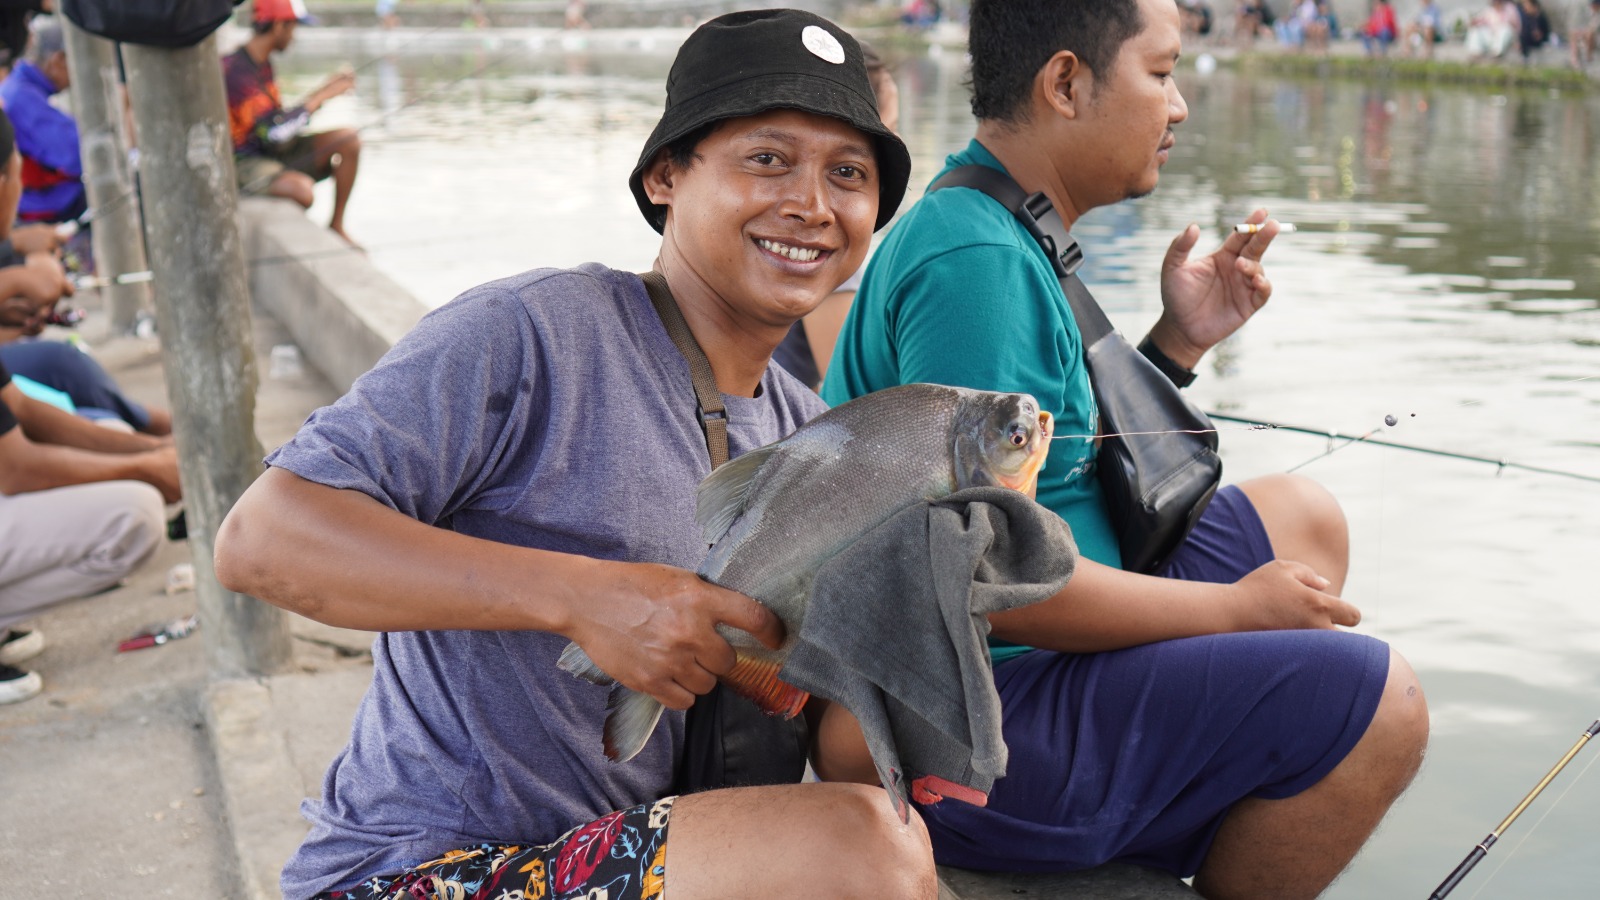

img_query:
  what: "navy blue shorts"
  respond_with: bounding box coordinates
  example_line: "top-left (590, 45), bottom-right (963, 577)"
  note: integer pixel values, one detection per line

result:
top-left (920, 487), bottom-right (1392, 876)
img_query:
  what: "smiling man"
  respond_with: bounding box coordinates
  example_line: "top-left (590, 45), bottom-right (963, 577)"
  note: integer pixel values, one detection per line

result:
top-left (214, 10), bottom-right (933, 900)
top-left (822, 0), bottom-right (1428, 897)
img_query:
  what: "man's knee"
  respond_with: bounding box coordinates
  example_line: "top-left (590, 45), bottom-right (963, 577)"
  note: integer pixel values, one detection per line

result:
top-left (270, 171), bottom-right (315, 208)
top-left (1366, 648), bottom-right (1430, 789)
top-left (816, 784), bottom-right (936, 899)
top-left (1238, 473), bottom-right (1349, 580)
top-left (88, 482), bottom-right (166, 580)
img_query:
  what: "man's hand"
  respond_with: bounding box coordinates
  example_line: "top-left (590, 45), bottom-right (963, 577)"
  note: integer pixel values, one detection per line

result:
top-left (563, 560), bottom-right (786, 710)
top-left (1226, 559), bottom-right (1361, 632)
top-left (137, 444), bottom-right (183, 503)
top-left (305, 66), bottom-right (356, 112)
top-left (10, 224), bottom-right (63, 256)
top-left (1148, 208), bottom-right (1282, 369)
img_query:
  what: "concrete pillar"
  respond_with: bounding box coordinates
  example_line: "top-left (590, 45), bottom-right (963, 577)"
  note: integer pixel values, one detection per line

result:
top-left (59, 17), bottom-right (150, 333)
top-left (122, 34), bottom-right (292, 679)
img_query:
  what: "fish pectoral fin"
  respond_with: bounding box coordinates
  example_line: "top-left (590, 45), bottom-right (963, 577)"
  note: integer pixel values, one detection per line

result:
top-left (603, 687), bottom-right (665, 762)
top-left (557, 642), bottom-right (616, 686)
top-left (695, 444), bottom-right (780, 545)
top-left (723, 653), bottom-right (809, 719)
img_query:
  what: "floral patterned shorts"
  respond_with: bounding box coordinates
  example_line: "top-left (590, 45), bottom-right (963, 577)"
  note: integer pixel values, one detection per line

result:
top-left (318, 797), bottom-right (675, 900)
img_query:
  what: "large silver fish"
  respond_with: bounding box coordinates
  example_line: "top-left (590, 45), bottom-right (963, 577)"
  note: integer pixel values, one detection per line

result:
top-left (559, 383), bottom-right (1054, 762)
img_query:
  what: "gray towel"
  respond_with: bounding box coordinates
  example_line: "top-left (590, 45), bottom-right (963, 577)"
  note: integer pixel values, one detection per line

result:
top-left (780, 486), bottom-right (1077, 819)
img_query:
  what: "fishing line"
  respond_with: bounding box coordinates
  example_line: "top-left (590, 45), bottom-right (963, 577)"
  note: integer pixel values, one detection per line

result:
top-left (1049, 423), bottom-right (1279, 441)
top-left (1466, 742), bottom-right (1600, 900)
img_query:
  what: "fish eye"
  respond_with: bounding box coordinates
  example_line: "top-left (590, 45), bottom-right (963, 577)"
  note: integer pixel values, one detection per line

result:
top-left (1007, 421), bottom-right (1030, 448)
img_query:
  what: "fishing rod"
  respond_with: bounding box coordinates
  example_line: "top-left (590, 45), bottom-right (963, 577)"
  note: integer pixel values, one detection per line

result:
top-left (1429, 719), bottom-right (1600, 899)
top-left (1207, 412), bottom-right (1600, 486)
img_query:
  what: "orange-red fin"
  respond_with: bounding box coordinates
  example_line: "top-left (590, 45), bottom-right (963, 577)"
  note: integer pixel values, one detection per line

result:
top-left (910, 775), bottom-right (989, 807)
top-left (722, 653), bottom-right (809, 718)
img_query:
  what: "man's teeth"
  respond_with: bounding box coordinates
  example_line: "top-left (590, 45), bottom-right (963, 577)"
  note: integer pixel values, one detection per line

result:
top-left (758, 239), bottom-right (821, 262)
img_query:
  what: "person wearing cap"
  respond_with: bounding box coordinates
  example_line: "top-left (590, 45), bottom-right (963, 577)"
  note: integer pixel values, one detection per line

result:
top-left (822, 0), bottom-right (1427, 895)
top-left (223, 0), bottom-right (362, 246)
top-left (0, 15), bottom-right (86, 225)
top-left (1571, 0), bottom-right (1600, 68)
top-left (215, 9), bottom-right (932, 899)
top-left (0, 105), bottom-right (179, 707)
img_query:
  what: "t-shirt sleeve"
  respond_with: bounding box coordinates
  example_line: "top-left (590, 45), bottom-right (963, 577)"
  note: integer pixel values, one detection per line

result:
top-left (886, 242), bottom-right (1080, 411)
top-left (0, 357), bottom-right (16, 437)
top-left (265, 286), bottom-right (547, 525)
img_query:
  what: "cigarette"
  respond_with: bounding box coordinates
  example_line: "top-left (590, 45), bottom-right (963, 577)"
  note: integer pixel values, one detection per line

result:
top-left (1235, 222), bottom-right (1297, 234)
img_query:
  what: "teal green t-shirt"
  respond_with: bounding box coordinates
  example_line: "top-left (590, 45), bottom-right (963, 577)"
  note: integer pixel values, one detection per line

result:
top-left (821, 140), bottom-right (1120, 662)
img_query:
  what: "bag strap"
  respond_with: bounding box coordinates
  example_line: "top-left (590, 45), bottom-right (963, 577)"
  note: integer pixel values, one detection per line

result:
top-left (927, 165), bottom-right (1114, 346)
top-left (639, 270), bottom-right (730, 468)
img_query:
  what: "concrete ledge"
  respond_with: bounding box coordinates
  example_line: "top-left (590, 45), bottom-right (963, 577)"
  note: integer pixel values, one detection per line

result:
top-left (238, 197), bottom-right (428, 394)
top-left (938, 863), bottom-right (1199, 899)
top-left (206, 668), bottom-right (374, 900)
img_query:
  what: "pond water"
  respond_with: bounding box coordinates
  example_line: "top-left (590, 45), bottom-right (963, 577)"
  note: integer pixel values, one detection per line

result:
top-left (278, 37), bottom-right (1600, 898)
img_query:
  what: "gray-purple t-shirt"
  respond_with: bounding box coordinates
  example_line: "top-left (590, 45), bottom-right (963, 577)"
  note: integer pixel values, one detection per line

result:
top-left (268, 263), bottom-right (826, 897)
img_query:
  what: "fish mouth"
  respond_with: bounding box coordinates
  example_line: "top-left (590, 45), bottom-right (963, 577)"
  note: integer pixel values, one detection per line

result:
top-left (997, 411), bottom-right (1053, 499)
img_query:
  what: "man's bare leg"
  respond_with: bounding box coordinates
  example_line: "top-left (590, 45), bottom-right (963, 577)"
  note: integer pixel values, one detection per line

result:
top-left (311, 129), bottom-right (362, 245)
top-left (1193, 648), bottom-right (1428, 900)
top-left (267, 170), bottom-right (315, 209)
top-left (666, 782), bottom-right (936, 899)
top-left (1238, 473), bottom-right (1350, 594)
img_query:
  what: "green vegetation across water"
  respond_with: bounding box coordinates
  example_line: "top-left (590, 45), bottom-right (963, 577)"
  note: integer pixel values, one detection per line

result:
top-left (1232, 51), bottom-right (1594, 91)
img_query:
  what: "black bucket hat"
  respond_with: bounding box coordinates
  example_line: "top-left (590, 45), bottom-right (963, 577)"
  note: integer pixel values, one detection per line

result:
top-left (628, 9), bottom-right (911, 234)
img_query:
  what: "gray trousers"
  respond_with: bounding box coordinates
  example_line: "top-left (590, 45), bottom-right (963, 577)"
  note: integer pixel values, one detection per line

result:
top-left (0, 481), bottom-right (166, 632)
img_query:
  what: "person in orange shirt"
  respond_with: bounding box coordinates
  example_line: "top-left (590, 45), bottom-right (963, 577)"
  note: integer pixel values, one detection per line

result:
top-left (221, 0), bottom-right (362, 245)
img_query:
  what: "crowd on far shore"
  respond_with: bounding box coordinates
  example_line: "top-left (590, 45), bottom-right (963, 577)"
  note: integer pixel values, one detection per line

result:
top-left (1182, 0), bottom-right (1599, 66)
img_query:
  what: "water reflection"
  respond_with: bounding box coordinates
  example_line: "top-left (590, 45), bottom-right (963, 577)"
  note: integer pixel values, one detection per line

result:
top-left (276, 47), bottom-right (1600, 896)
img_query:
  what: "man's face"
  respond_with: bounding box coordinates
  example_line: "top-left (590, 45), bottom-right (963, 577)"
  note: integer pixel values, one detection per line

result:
top-left (649, 108), bottom-right (878, 329)
top-left (273, 20), bottom-right (298, 52)
top-left (1072, 0), bottom-right (1189, 206)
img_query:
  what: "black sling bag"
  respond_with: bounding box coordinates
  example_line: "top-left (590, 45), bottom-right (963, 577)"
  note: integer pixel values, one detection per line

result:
top-left (638, 272), bottom-right (809, 793)
top-left (929, 166), bottom-right (1222, 574)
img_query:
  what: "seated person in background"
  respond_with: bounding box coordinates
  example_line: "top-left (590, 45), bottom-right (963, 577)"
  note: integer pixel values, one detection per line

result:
top-left (223, 0), bottom-right (361, 246)
top-left (0, 17), bottom-right (85, 225)
top-left (1572, 0), bottom-right (1600, 67)
top-left (1517, 0), bottom-right (1550, 60)
top-left (772, 42), bottom-right (899, 391)
top-left (0, 106), bottom-right (178, 709)
top-left (1236, 0), bottom-right (1277, 43)
top-left (1360, 0), bottom-right (1401, 53)
top-left (1403, 0), bottom-right (1446, 56)
top-left (1276, 0), bottom-right (1330, 50)
top-left (823, 0), bottom-right (1428, 893)
top-left (1179, 0), bottom-right (1216, 35)
top-left (1466, 0), bottom-right (1522, 58)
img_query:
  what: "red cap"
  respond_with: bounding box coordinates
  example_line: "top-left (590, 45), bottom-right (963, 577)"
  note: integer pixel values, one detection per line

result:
top-left (253, 0), bottom-right (315, 24)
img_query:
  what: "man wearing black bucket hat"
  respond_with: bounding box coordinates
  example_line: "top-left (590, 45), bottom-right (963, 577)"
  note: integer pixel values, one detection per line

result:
top-left (217, 10), bottom-right (934, 900)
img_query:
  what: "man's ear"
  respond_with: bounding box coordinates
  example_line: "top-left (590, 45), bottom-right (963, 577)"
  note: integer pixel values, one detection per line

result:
top-left (641, 150), bottom-right (676, 207)
top-left (1039, 50), bottom-right (1089, 121)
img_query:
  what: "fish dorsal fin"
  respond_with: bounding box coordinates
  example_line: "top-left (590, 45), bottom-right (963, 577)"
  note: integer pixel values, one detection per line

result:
top-left (695, 444), bottom-right (779, 545)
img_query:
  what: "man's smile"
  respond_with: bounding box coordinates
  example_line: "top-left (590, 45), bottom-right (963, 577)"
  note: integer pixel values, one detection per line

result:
top-left (755, 237), bottom-right (831, 264)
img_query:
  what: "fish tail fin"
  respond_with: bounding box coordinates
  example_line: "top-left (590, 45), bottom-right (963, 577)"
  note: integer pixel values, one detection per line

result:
top-left (724, 653), bottom-right (810, 719)
top-left (557, 642), bottom-right (616, 686)
top-left (603, 687), bottom-right (665, 762)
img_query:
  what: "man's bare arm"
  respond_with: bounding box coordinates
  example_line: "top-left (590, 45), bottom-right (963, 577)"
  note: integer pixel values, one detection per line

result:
top-left (216, 467), bottom-right (786, 710)
top-left (989, 555), bottom-right (1362, 654)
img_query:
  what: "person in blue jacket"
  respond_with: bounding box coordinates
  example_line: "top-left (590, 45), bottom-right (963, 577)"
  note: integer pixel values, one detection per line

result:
top-left (0, 17), bottom-right (84, 226)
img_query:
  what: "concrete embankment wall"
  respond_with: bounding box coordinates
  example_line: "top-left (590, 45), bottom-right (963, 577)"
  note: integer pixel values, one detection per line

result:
top-left (237, 197), bottom-right (425, 395)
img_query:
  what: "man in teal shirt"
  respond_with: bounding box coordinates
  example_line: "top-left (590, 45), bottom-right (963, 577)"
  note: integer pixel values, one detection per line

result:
top-left (821, 0), bottom-right (1429, 895)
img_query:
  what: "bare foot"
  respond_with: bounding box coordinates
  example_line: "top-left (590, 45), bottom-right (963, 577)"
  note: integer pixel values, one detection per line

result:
top-left (330, 224), bottom-right (366, 253)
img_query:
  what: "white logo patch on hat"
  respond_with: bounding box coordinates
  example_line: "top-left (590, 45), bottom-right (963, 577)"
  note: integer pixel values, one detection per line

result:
top-left (801, 25), bottom-right (846, 64)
